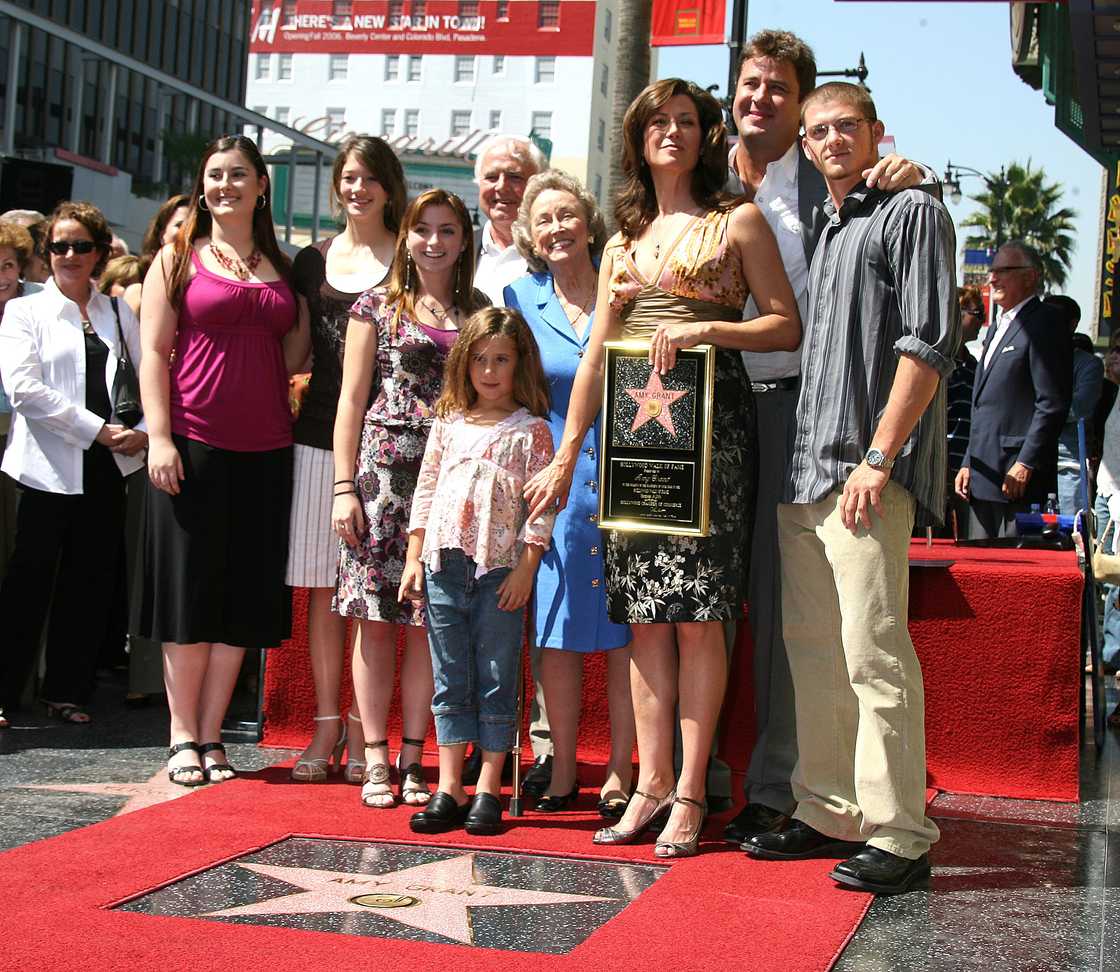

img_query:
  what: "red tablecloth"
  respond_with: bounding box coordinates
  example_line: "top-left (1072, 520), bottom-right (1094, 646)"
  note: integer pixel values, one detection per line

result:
top-left (265, 540), bottom-right (1083, 801)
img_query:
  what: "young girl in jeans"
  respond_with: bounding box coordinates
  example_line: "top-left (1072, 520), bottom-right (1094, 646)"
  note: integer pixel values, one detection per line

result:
top-left (399, 307), bottom-right (555, 836)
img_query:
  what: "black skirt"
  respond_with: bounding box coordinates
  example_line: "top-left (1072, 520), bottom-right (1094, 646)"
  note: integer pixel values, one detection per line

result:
top-left (136, 434), bottom-right (293, 650)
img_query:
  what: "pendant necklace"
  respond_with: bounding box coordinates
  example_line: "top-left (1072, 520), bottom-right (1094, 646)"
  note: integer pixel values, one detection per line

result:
top-left (209, 241), bottom-right (262, 281)
top-left (421, 297), bottom-right (458, 327)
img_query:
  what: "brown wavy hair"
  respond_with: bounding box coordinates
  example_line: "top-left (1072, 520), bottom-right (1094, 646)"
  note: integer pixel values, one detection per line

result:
top-left (614, 78), bottom-right (732, 241)
top-left (435, 307), bottom-right (550, 419)
top-left (382, 188), bottom-right (487, 337)
top-left (43, 200), bottom-right (114, 277)
top-left (164, 135), bottom-right (291, 309)
top-left (0, 220), bottom-right (34, 269)
top-left (141, 193), bottom-right (191, 257)
top-left (329, 134), bottom-right (407, 233)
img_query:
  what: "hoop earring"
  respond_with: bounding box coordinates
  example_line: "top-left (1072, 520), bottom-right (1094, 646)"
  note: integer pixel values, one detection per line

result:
top-left (256, 195), bottom-right (266, 210)
top-left (197, 195), bottom-right (209, 212)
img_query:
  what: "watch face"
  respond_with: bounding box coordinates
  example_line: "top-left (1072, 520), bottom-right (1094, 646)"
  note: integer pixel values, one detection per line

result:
top-left (867, 449), bottom-right (885, 468)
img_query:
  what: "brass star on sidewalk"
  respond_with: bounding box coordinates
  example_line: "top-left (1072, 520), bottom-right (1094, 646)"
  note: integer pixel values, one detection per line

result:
top-left (204, 853), bottom-right (619, 946)
top-left (625, 370), bottom-right (689, 435)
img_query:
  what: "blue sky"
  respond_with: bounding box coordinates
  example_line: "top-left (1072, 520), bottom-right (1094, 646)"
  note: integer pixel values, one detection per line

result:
top-left (655, 0), bottom-right (1101, 329)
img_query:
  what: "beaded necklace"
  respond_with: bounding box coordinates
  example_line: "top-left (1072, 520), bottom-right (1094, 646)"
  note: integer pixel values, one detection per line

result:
top-left (208, 241), bottom-right (262, 281)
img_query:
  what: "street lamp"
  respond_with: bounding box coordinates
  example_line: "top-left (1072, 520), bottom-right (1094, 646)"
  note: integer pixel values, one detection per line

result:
top-left (943, 161), bottom-right (1007, 249)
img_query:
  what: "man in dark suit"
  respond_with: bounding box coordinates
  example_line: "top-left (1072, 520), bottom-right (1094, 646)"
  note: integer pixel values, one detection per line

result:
top-left (719, 29), bottom-right (927, 842)
top-left (954, 241), bottom-right (1072, 538)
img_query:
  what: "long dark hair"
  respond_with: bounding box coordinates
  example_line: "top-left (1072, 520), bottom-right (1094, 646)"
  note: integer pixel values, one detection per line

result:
top-left (614, 78), bottom-right (732, 241)
top-left (329, 134), bottom-right (407, 234)
top-left (165, 135), bottom-right (291, 309)
top-left (141, 193), bottom-right (191, 257)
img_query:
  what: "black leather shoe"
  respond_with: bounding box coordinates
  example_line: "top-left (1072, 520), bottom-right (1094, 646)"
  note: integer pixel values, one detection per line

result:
top-left (742, 819), bottom-right (865, 861)
top-left (535, 783), bottom-right (580, 813)
top-left (465, 792), bottom-right (503, 835)
top-left (723, 803), bottom-right (790, 844)
top-left (409, 791), bottom-right (470, 834)
top-left (520, 754), bottom-right (553, 799)
top-left (830, 847), bottom-right (931, 895)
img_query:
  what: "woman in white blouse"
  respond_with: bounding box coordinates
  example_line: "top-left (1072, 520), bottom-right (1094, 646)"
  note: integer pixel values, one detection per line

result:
top-left (0, 201), bottom-right (147, 724)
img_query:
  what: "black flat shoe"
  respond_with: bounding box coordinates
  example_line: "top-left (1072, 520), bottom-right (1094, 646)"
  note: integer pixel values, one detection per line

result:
top-left (409, 791), bottom-right (471, 833)
top-left (535, 783), bottom-right (580, 813)
top-left (596, 790), bottom-right (629, 819)
top-left (723, 803), bottom-right (790, 844)
top-left (830, 847), bottom-right (931, 895)
top-left (742, 819), bottom-right (865, 861)
top-left (465, 792), bottom-right (503, 835)
top-left (520, 754), bottom-right (552, 799)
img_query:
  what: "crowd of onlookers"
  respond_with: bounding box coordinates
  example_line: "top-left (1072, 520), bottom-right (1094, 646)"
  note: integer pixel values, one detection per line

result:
top-left (0, 26), bottom-right (1115, 893)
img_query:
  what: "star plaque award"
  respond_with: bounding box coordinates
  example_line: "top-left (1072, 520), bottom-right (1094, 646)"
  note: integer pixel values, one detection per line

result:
top-left (598, 340), bottom-right (714, 536)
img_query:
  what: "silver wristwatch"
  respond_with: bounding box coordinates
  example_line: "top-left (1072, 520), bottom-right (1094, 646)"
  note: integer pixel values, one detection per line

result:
top-left (864, 448), bottom-right (894, 471)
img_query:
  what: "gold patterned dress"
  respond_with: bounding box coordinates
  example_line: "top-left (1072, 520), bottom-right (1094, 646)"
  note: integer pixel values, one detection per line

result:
top-left (605, 208), bottom-right (758, 623)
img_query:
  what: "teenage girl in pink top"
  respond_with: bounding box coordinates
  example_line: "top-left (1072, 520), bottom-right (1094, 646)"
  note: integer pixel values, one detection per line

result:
top-left (400, 307), bottom-right (555, 837)
top-left (138, 135), bottom-right (310, 787)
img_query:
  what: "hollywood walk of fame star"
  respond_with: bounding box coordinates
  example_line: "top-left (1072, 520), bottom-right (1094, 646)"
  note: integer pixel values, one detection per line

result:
top-left (204, 853), bottom-right (619, 946)
top-left (22, 769), bottom-right (199, 816)
top-left (625, 370), bottom-right (689, 435)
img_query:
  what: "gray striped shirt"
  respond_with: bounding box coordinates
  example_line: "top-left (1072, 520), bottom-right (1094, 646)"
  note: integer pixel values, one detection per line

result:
top-left (785, 185), bottom-right (960, 526)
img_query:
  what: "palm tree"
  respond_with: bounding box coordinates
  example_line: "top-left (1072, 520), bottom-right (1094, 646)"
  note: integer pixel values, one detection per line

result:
top-left (605, 0), bottom-right (652, 233)
top-left (959, 161), bottom-right (1077, 288)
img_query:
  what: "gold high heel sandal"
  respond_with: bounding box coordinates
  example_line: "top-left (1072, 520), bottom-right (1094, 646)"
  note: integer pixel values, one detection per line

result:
top-left (654, 796), bottom-right (707, 859)
top-left (344, 713), bottom-right (366, 784)
top-left (291, 715), bottom-right (346, 782)
top-left (592, 788), bottom-right (675, 845)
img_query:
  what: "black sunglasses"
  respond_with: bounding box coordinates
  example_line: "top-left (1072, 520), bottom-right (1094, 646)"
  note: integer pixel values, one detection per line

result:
top-left (47, 240), bottom-right (99, 256)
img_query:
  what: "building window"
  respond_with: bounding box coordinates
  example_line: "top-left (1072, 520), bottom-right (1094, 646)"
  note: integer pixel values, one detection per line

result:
top-left (412, 0), bottom-right (426, 18)
top-left (530, 111), bottom-right (552, 140)
top-left (496, 0), bottom-right (509, 21)
top-left (278, 53), bottom-right (293, 80)
top-left (385, 55), bottom-right (400, 81)
top-left (600, 63), bottom-right (608, 96)
top-left (493, 55), bottom-right (505, 74)
top-left (458, 1), bottom-right (479, 17)
top-left (604, 9), bottom-right (612, 41)
top-left (389, 0), bottom-right (404, 25)
top-left (407, 55), bottom-right (422, 82)
top-left (326, 107), bottom-right (346, 137)
top-left (489, 110), bottom-right (502, 131)
top-left (254, 54), bottom-right (270, 80)
top-left (329, 53), bottom-right (349, 80)
top-left (535, 57), bottom-right (556, 84)
top-left (451, 110), bottom-right (472, 137)
top-left (276, 106), bottom-right (290, 127)
top-left (539, 1), bottom-right (560, 29)
top-left (252, 105), bottom-right (268, 119)
top-left (597, 118), bottom-right (605, 151)
top-left (332, 0), bottom-right (352, 27)
top-left (258, 8), bottom-right (274, 27)
top-left (381, 108), bottom-right (396, 137)
top-left (594, 173), bottom-right (603, 200)
top-left (454, 55), bottom-right (475, 83)
top-left (282, 0), bottom-right (298, 24)
top-left (405, 109), bottom-right (419, 137)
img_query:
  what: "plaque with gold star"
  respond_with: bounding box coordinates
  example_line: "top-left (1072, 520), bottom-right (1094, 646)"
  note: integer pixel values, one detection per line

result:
top-left (599, 340), bottom-right (714, 536)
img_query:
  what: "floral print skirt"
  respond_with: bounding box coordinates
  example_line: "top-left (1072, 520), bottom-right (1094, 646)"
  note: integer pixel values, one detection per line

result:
top-left (334, 422), bottom-right (428, 626)
top-left (605, 348), bottom-right (758, 624)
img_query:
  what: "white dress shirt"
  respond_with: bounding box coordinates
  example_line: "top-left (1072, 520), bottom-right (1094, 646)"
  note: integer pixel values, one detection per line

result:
top-left (981, 295), bottom-right (1033, 370)
top-left (475, 221), bottom-right (528, 307)
top-left (731, 143), bottom-right (807, 382)
top-left (0, 278), bottom-right (145, 493)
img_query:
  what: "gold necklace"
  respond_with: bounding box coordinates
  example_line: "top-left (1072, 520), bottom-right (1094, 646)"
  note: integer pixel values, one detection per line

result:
top-left (420, 296), bottom-right (458, 327)
top-left (556, 283), bottom-right (595, 328)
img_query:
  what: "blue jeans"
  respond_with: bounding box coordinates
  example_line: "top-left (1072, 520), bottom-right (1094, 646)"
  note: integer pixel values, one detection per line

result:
top-left (1094, 492), bottom-right (1120, 669)
top-left (1057, 435), bottom-right (1085, 517)
top-left (423, 549), bottom-right (523, 752)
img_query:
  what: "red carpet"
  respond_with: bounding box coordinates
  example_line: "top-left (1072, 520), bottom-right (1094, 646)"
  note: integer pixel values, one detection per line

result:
top-left (1, 767), bottom-right (872, 971)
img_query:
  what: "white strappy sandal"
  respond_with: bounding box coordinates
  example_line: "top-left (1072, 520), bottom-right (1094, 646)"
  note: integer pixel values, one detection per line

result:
top-left (290, 714), bottom-right (346, 782)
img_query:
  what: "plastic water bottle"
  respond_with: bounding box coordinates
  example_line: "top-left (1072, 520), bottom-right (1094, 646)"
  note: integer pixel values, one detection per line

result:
top-left (1030, 503), bottom-right (1041, 514)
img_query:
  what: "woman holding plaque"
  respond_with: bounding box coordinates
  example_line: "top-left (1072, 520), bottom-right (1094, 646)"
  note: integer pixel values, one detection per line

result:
top-left (525, 78), bottom-right (799, 857)
top-left (505, 171), bottom-right (636, 817)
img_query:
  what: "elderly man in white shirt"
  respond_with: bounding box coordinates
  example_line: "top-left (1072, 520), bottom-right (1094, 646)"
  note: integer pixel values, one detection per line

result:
top-left (473, 134), bottom-right (548, 307)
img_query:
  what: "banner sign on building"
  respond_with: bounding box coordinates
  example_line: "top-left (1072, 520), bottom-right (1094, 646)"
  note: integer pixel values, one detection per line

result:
top-left (250, 1), bottom-right (595, 56)
top-left (1101, 159), bottom-right (1120, 335)
top-left (650, 1), bottom-right (726, 47)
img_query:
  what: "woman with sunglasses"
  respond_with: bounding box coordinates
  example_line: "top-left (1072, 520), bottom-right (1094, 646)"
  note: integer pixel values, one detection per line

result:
top-left (0, 201), bottom-right (147, 724)
top-left (137, 135), bottom-right (310, 786)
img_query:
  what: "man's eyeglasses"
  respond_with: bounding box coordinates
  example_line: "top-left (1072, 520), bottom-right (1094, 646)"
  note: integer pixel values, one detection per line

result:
top-left (47, 240), bottom-right (98, 256)
top-left (804, 117), bottom-right (869, 142)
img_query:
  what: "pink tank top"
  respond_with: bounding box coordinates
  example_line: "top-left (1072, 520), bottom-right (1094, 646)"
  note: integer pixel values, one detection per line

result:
top-left (169, 252), bottom-right (298, 451)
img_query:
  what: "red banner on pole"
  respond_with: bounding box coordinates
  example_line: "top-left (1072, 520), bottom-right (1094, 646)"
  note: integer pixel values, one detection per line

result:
top-left (650, 1), bottom-right (726, 47)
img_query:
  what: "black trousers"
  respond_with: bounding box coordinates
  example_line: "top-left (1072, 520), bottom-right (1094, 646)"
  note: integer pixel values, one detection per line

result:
top-left (0, 446), bottom-right (126, 709)
top-left (967, 497), bottom-right (1030, 540)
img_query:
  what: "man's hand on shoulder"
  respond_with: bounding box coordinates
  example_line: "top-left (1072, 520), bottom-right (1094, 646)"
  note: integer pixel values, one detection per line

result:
top-left (862, 154), bottom-right (923, 192)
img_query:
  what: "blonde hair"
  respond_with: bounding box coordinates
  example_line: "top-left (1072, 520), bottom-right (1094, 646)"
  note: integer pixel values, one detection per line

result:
top-left (435, 307), bottom-right (550, 419)
top-left (98, 254), bottom-right (144, 294)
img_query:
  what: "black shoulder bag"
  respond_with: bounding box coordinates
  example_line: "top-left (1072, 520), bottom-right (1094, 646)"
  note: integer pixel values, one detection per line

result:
top-left (109, 296), bottom-right (143, 428)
